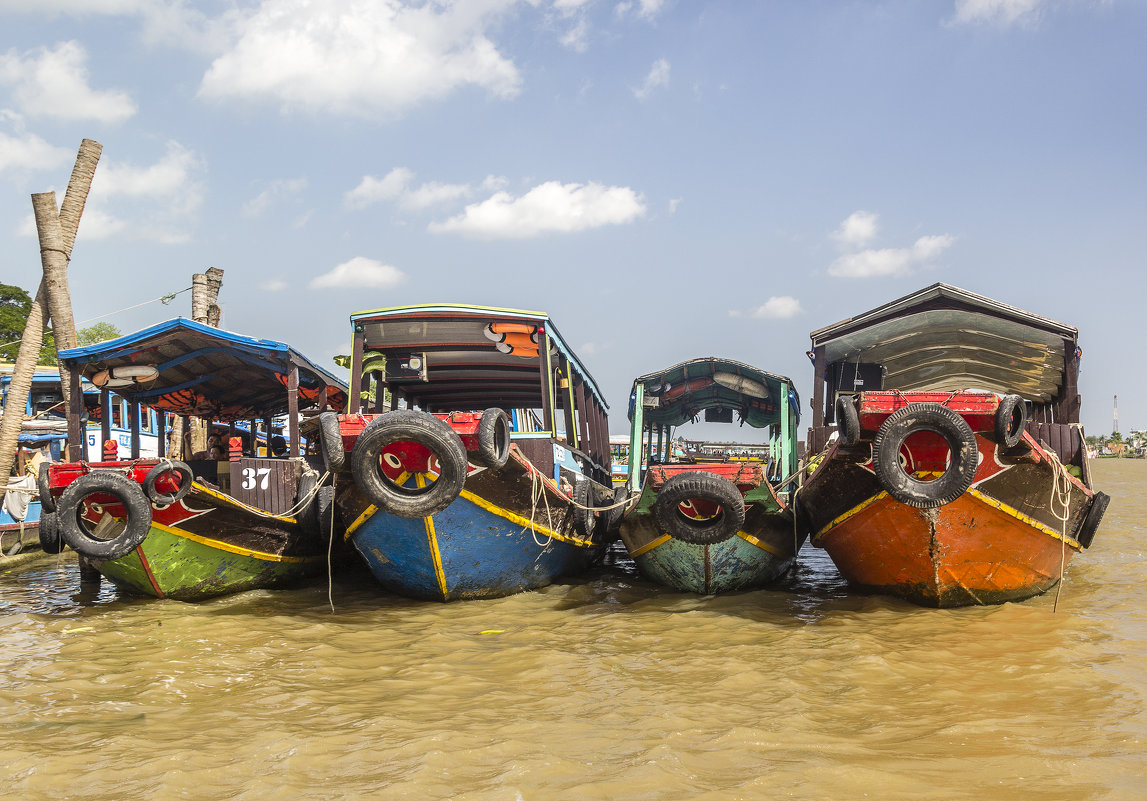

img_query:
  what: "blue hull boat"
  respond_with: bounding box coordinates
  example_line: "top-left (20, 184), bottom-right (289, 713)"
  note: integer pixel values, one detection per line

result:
top-left (329, 304), bottom-right (615, 602)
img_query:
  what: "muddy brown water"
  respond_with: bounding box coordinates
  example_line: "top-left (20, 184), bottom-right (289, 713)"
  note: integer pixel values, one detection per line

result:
top-left (0, 459), bottom-right (1143, 800)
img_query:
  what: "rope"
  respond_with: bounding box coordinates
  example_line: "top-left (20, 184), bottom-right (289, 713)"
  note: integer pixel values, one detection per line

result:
top-left (327, 474), bottom-right (337, 613)
top-left (1045, 448), bottom-right (1075, 613)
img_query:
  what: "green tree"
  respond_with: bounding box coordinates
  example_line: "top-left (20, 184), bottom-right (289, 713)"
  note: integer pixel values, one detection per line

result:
top-left (77, 322), bottom-right (120, 347)
top-left (0, 282), bottom-right (57, 365)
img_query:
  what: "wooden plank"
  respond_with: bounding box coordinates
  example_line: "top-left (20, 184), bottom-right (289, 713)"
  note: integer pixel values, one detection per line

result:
top-left (228, 457), bottom-right (300, 514)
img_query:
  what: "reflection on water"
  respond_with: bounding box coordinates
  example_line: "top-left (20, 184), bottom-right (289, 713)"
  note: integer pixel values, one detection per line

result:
top-left (0, 460), bottom-right (1143, 800)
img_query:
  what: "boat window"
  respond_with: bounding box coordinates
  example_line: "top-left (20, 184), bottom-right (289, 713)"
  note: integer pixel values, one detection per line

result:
top-left (139, 404), bottom-right (154, 434)
top-left (111, 396), bottom-right (123, 427)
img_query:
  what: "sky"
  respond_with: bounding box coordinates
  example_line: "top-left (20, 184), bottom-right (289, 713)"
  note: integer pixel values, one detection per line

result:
top-left (1, 0), bottom-right (1143, 441)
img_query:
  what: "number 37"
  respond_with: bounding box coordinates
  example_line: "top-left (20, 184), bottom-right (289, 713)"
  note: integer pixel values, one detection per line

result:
top-left (242, 467), bottom-right (272, 490)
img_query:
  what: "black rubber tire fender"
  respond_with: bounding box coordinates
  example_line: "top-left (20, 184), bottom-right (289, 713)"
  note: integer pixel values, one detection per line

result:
top-left (38, 462), bottom-right (56, 514)
top-left (995, 394), bottom-right (1027, 448)
top-left (872, 403), bottom-right (979, 509)
top-left (572, 479), bottom-right (598, 539)
top-left (142, 460), bottom-right (194, 505)
top-left (1076, 491), bottom-right (1109, 549)
top-left (39, 510), bottom-right (65, 554)
top-left (477, 408), bottom-right (511, 470)
top-left (603, 486), bottom-right (630, 533)
top-left (317, 411), bottom-right (346, 472)
top-left (349, 409), bottom-right (468, 519)
top-left (652, 470), bottom-right (746, 545)
top-left (836, 395), bottom-right (861, 446)
top-left (57, 470), bottom-right (153, 560)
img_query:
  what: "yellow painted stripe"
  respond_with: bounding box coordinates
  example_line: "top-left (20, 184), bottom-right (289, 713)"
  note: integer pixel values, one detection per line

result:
top-left (458, 489), bottom-right (594, 547)
top-left (150, 521), bottom-right (321, 563)
top-left (339, 488), bottom-right (593, 548)
top-left (812, 491), bottom-right (888, 541)
top-left (629, 534), bottom-right (671, 557)
top-left (417, 474), bottom-right (450, 599)
top-left (193, 483), bottom-right (299, 524)
top-left (967, 489), bottom-right (1083, 550)
top-left (345, 504), bottom-right (377, 539)
top-left (737, 531), bottom-right (784, 556)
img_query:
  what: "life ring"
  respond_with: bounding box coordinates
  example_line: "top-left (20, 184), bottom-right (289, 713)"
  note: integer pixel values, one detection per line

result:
top-left (57, 470), bottom-right (153, 560)
top-left (1076, 491), bottom-right (1109, 549)
top-left (836, 395), bottom-right (861, 446)
top-left (142, 460), bottom-right (194, 505)
top-left (660, 378), bottom-right (714, 403)
top-left (317, 411), bottom-right (346, 471)
top-left (38, 511), bottom-right (65, 554)
top-left (712, 371), bottom-right (769, 399)
top-left (38, 462), bottom-right (56, 513)
top-left (872, 403), bottom-right (978, 509)
top-left (995, 394), bottom-right (1027, 448)
top-left (652, 470), bottom-right (745, 545)
top-left (349, 409), bottom-right (468, 518)
top-left (477, 408), bottom-right (511, 469)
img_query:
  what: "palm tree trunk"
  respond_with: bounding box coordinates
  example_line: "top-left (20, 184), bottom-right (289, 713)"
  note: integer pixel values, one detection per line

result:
top-left (0, 285), bottom-right (49, 499)
top-left (0, 139), bottom-right (102, 486)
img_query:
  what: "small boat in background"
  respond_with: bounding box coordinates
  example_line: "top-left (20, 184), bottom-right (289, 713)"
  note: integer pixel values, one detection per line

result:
top-left (614, 358), bottom-right (803, 594)
top-left (325, 303), bottom-right (616, 601)
top-left (799, 283), bottom-right (1108, 607)
top-left (41, 318), bottom-right (348, 600)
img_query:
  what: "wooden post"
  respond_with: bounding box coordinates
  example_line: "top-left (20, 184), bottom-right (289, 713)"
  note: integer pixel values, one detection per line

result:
top-left (129, 399), bottom-right (141, 459)
top-left (287, 365), bottom-right (300, 458)
top-left (349, 327), bottom-right (365, 413)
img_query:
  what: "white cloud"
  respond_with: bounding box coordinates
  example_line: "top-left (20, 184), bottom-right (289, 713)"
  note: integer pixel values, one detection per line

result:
top-left (634, 58), bottom-right (670, 100)
top-left (76, 141), bottom-right (206, 243)
top-left (830, 235), bottom-right (956, 278)
top-left (827, 211), bottom-right (956, 278)
top-left (616, 0), bottom-right (667, 21)
top-left (345, 166), bottom-right (483, 211)
top-left (731, 296), bottom-right (803, 320)
top-left (951, 0), bottom-right (1044, 26)
top-left (199, 0), bottom-right (522, 119)
top-left (668, 197), bottom-right (683, 214)
top-left (262, 278), bottom-right (289, 292)
top-left (242, 177), bottom-right (308, 217)
top-left (345, 168), bottom-right (414, 209)
top-left (93, 141), bottom-right (203, 203)
top-left (833, 210), bottom-right (878, 249)
top-left (428, 180), bottom-right (647, 239)
top-left (0, 41), bottom-right (136, 123)
top-left (0, 129), bottom-right (71, 173)
top-left (309, 256), bottom-right (406, 289)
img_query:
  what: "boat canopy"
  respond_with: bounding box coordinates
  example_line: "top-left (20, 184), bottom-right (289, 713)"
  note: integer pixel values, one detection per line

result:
top-left (809, 283), bottom-right (1078, 403)
top-left (56, 318), bottom-right (348, 421)
top-left (629, 357), bottom-right (799, 429)
top-left (348, 304), bottom-right (609, 411)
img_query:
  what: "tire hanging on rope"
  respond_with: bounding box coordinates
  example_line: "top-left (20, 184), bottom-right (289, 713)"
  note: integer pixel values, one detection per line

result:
top-left (995, 394), bottom-right (1027, 448)
top-left (57, 470), bottom-right (153, 560)
top-left (349, 410), bottom-right (468, 519)
top-left (652, 470), bottom-right (745, 545)
top-left (836, 395), bottom-right (861, 446)
top-left (476, 408), bottom-right (511, 470)
top-left (142, 460), bottom-right (194, 505)
top-left (872, 403), bottom-right (979, 509)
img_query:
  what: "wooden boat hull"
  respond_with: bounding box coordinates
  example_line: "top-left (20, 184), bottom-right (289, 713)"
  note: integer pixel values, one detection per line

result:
top-left (337, 455), bottom-right (605, 602)
top-left (801, 431), bottom-right (1094, 607)
top-left (619, 466), bottom-right (803, 594)
top-left (70, 478), bottom-right (326, 601)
